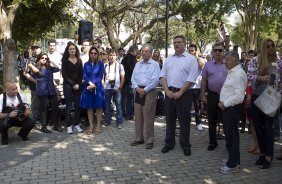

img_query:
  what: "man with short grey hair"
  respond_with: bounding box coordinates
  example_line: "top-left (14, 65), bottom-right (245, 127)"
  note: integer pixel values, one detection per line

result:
top-left (218, 51), bottom-right (247, 174)
top-left (130, 44), bottom-right (160, 149)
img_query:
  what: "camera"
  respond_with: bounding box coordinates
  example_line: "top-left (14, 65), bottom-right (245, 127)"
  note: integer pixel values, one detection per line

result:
top-left (109, 80), bottom-right (115, 88)
top-left (5, 103), bottom-right (28, 121)
top-left (17, 105), bottom-right (27, 121)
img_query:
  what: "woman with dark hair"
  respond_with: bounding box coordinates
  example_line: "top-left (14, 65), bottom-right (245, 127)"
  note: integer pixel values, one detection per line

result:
top-left (27, 53), bottom-right (62, 133)
top-left (62, 42), bottom-right (84, 134)
top-left (246, 38), bottom-right (282, 169)
top-left (80, 47), bottom-right (105, 135)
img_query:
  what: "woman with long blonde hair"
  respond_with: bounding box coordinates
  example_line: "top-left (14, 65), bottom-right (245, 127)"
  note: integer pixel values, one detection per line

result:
top-left (246, 38), bottom-right (282, 169)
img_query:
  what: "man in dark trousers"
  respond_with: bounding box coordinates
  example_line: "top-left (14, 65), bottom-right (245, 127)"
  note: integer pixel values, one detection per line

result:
top-left (218, 51), bottom-right (246, 174)
top-left (160, 35), bottom-right (198, 156)
top-left (121, 45), bottom-right (138, 120)
top-left (0, 82), bottom-right (35, 145)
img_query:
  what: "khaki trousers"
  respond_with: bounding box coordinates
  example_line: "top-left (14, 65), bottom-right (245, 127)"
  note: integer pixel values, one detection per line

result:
top-left (134, 89), bottom-right (157, 144)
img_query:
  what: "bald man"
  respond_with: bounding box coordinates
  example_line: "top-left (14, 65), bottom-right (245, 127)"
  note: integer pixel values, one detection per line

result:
top-left (0, 82), bottom-right (35, 145)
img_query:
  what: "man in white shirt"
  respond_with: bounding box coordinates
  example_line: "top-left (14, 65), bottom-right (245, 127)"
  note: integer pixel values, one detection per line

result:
top-left (104, 50), bottom-right (125, 129)
top-left (0, 82), bottom-right (35, 145)
top-left (80, 39), bottom-right (92, 65)
top-left (218, 51), bottom-right (247, 174)
top-left (47, 39), bottom-right (64, 101)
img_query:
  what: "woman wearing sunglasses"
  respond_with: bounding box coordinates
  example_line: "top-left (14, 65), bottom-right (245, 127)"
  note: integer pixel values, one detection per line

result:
top-left (27, 53), bottom-right (62, 133)
top-left (246, 38), bottom-right (282, 169)
top-left (80, 47), bottom-right (105, 135)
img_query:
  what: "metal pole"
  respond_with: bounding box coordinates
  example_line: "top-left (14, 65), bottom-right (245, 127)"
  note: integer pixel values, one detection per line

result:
top-left (156, 3), bottom-right (159, 48)
top-left (165, 0), bottom-right (168, 57)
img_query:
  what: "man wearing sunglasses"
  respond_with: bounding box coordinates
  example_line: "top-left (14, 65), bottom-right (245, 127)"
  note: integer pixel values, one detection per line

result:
top-left (200, 43), bottom-right (228, 151)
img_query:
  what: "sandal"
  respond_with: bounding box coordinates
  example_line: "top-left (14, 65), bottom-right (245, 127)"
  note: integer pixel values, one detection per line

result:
top-left (86, 128), bottom-right (94, 135)
top-left (95, 127), bottom-right (102, 135)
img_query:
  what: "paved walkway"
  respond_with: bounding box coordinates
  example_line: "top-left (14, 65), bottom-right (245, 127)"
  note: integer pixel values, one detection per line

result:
top-left (0, 118), bottom-right (282, 184)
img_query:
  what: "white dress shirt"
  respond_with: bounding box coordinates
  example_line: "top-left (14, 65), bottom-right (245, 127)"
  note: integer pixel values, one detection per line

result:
top-left (160, 52), bottom-right (198, 88)
top-left (220, 64), bottom-right (247, 108)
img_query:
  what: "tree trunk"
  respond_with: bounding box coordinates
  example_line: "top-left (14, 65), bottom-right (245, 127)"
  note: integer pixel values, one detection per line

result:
top-left (0, 3), bottom-right (20, 84)
top-left (2, 37), bottom-right (18, 83)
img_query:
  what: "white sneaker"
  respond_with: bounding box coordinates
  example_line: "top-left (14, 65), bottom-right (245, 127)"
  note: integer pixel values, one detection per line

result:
top-left (74, 125), bottom-right (83, 133)
top-left (67, 126), bottom-right (73, 134)
top-left (221, 159), bottom-right (240, 168)
top-left (219, 165), bottom-right (239, 174)
top-left (196, 124), bottom-right (203, 131)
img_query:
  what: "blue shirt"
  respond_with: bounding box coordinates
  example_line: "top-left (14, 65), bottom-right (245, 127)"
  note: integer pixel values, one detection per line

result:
top-left (131, 58), bottom-right (161, 93)
top-left (160, 52), bottom-right (198, 88)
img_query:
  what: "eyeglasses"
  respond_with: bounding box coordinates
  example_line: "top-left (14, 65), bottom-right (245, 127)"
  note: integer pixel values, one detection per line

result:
top-left (266, 44), bottom-right (275, 48)
top-left (90, 52), bottom-right (98, 55)
top-left (213, 49), bottom-right (223, 53)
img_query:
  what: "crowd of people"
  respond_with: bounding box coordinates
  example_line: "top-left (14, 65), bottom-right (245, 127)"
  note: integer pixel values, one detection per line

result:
top-left (1, 35), bottom-right (282, 174)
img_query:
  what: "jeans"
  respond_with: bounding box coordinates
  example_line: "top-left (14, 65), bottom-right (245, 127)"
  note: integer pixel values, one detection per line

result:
top-left (251, 95), bottom-right (274, 157)
top-left (105, 89), bottom-right (123, 125)
top-left (31, 90), bottom-right (40, 121)
top-left (122, 83), bottom-right (134, 119)
top-left (191, 89), bottom-right (201, 125)
top-left (63, 84), bottom-right (81, 127)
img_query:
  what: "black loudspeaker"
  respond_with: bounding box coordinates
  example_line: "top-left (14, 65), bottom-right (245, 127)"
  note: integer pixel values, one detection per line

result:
top-left (78, 20), bottom-right (93, 45)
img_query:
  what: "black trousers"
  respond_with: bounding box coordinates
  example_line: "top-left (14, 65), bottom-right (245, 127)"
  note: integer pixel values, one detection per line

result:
top-left (207, 90), bottom-right (220, 145)
top-left (0, 117), bottom-right (35, 140)
top-left (250, 95), bottom-right (274, 157)
top-left (38, 95), bottom-right (59, 126)
top-left (222, 104), bottom-right (242, 168)
top-left (164, 90), bottom-right (192, 149)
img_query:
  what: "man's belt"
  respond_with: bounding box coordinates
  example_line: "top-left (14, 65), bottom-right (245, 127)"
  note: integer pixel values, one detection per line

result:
top-left (168, 87), bottom-right (180, 92)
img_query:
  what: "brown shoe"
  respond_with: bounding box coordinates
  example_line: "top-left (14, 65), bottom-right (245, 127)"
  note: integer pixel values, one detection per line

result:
top-left (130, 140), bottom-right (144, 146)
top-left (145, 143), bottom-right (153, 149)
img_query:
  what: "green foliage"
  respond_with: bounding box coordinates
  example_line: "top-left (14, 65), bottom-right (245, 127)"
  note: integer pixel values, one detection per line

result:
top-left (11, 0), bottom-right (74, 50)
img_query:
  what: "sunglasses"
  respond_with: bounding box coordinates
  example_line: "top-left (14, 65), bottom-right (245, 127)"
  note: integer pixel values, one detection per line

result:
top-left (213, 49), bottom-right (223, 53)
top-left (41, 57), bottom-right (48, 60)
top-left (101, 53), bottom-right (108, 55)
top-left (266, 44), bottom-right (275, 48)
top-left (90, 52), bottom-right (98, 55)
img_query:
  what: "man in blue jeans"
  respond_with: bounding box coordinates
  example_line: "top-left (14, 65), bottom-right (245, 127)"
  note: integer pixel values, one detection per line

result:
top-left (104, 50), bottom-right (125, 129)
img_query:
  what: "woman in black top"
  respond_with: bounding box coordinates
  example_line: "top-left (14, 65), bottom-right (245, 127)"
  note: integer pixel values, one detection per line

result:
top-left (62, 42), bottom-right (83, 134)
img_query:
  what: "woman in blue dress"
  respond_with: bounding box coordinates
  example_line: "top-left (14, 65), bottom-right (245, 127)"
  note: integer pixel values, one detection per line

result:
top-left (81, 47), bottom-right (105, 134)
top-left (27, 53), bottom-right (62, 133)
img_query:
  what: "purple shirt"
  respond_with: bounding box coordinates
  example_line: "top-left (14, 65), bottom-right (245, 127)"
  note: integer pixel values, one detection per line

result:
top-left (201, 59), bottom-right (227, 93)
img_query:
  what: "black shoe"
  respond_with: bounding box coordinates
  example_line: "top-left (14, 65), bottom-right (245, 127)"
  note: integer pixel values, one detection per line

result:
top-left (260, 158), bottom-right (272, 169)
top-left (130, 140), bottom-right (144, 146)
top-left (161, 145), bottom-right (173, 153)
top-left (126, 117), bottom-right (134, 121)
top-left (1, 139), bottom-right (8, 145)
top-left (17, 133), bottom-right (30, 141)
top-left (53, 126), bottom-right (63, 132)
top-left (255, 155), bottom-right (266, 165)
top-left (207, 143), bottom-right (218, 151)
top-left (183, 148), bottom-right (191, 156)
top-left (240, 128), bottom-right (245, 133)
top-left (41, 126), bottom-right (51, 133)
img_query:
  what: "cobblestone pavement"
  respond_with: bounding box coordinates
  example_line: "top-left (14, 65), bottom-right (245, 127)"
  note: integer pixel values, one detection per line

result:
top-left (0, 117), bottom-right (282, 184)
